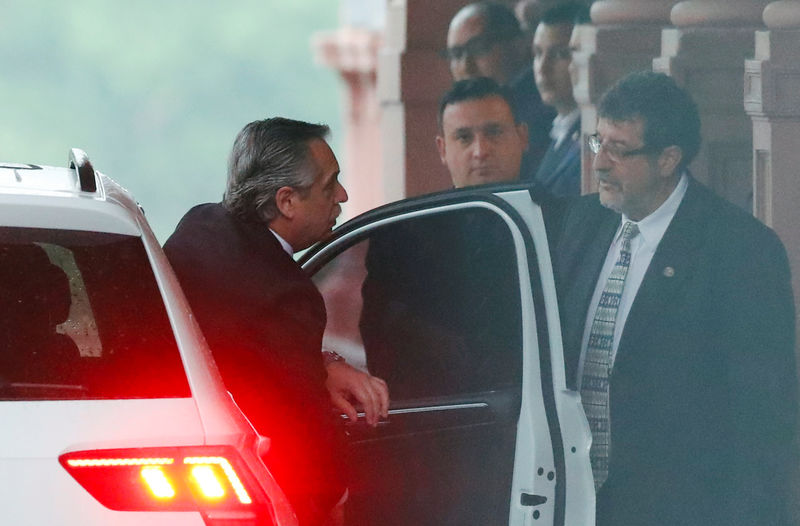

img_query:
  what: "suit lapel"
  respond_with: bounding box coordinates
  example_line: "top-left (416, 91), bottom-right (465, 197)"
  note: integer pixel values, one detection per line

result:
top-left (615, 178), bottom-right (708, 363)
top-left (573, 213), bottom-right (619, 320)
top-left (551, 121), bottom-right (581, 178)
top-left (536, 142), bottom-right (560, 182)
top-left (562, 205), bottom-right (620, 387)
top-left (537, 121), bottom-right (580, 182)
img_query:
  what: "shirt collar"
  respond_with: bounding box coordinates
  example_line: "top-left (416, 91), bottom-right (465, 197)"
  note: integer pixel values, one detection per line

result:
top-left (549, 108), bottom-right (580, 146)
top-left (617, 173), bottom-right (688, 250)
top-left (269, 228), bottom-right (294, 256)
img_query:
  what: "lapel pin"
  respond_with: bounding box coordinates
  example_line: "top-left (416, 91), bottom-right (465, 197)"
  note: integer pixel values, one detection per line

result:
top-left (663, 266), bottom-right (675, 278)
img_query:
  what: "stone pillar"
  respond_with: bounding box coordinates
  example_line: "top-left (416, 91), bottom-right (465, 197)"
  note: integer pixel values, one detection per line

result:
top-left (314, 28), bottom-right (384, 217)
top-left (653, 0), bottom-right (772, 212)
top-left (313, 1), bottom-right (387, 217)
top-left (571, 0), bottom-right (675, 193)
top-left (745, 0), bottom-right (800, 367)
top-left (379, 0), bottom-right (460, 201)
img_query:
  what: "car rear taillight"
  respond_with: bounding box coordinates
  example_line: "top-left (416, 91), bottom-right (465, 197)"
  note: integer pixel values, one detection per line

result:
top-left (59, 446), bottom-right (277, 526)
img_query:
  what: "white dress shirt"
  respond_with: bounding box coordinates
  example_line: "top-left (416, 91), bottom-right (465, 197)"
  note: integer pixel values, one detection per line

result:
top-left (550, 108), bottom-right (580, 150)
top-left (269, 228), bottom-right (293, 256)
top-left (576, 174), bottom-right (689, 388)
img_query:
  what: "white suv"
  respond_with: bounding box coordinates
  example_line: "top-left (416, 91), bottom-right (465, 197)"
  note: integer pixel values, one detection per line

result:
top-left (0, 150), bottom-right (596, 526)
top-left (0, 150), bottom-right (295, 526)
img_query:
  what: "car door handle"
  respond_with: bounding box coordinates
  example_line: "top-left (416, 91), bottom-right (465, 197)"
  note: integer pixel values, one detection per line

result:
top-left (342, 417), bottom-right (391, 427)
top-left (520, 493), bottom-right (547, 507)
top-left (341, 401), bottom-right (490, 424)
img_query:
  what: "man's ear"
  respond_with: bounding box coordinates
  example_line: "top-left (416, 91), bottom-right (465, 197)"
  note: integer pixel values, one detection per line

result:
top-left (436, 135), bottom-right (448, 165)
top-left (274, 186), bottom-right (296, 219)
top-left (517, 122), bottom-right (529, 151)
top-left (658, 145), bottom-right (683, 177)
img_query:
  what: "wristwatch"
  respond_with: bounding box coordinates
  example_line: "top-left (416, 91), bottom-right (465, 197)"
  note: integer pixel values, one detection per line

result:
top-left (322, 350), bottom-right (345, 367)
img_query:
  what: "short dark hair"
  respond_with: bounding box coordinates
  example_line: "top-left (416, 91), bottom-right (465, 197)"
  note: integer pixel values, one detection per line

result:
top-left (598, 71), bottom-right (701, 172)
top-left (223, 117), bottom-right (330, 223)
top-left (469, 1), bottom-right (523, 40)
top-left (438, 77), bottom-right (518, 131)
top-left (540, 2), bottom-right (591, 26)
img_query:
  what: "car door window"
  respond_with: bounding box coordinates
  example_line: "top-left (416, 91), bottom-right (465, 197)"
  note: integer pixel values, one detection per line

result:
top-left (315, 207), bottom-right (522, 400)
top-left (0, 227), bottom-right (189, 400)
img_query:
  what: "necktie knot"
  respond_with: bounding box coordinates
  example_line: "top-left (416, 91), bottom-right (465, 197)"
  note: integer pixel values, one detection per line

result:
top-left (621, 221), bottom-right (639, 243)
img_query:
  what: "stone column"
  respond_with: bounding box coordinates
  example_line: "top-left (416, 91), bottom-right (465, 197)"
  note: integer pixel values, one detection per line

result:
top-left (314, 28), bottom-right (384, 217)
top-left (745, 0), bottom-right (800, 362)
top-left (571, 0), bottom-right (675, 193)
top-left (653, 0), bottom-right (772, 212)
top-left (379, 0), bottom-right (460, 201)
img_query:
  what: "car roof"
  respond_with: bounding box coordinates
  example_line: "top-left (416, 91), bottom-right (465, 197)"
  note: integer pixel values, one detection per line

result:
top-left (0, 150), bottom-right (141, 235)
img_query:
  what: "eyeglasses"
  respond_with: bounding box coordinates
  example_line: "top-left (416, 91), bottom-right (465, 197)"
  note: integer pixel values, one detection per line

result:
top-left (588, 133), bottom-right (656, 163)
top-left (440, 33), bottom-right (507, 62)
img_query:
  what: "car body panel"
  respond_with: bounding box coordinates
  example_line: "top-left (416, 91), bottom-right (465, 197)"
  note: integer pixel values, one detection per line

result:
top-left (0, 157), bottom-right (295, 526)
top-left (0, 399), bottom-right (207, 525)
top-left (0, 398), bottom-right (204, 457)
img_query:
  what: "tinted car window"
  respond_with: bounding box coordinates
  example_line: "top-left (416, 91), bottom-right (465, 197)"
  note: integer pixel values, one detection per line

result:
top-left (315, 207), bottom-right (522, 400)
top-left (0, 227), bottom-right (189, 400)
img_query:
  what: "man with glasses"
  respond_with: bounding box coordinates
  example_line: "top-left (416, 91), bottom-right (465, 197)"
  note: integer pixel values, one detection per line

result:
top-left (555, 71), bottom-right (797, 526)
top-left (531, 2), bottom-right (589, 196)
top-left (444, 1), bottom-right (554, 178)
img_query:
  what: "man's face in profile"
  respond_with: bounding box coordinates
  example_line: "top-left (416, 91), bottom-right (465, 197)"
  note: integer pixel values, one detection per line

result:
top-left (288, 139), bottom-right (348, 250)
top-left (436, 95), bottom-right (528, 188)
top-left (533, 22), bottom-right (576, 113)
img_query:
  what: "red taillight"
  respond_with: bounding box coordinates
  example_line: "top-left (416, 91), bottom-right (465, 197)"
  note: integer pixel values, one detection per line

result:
top-left (59, 446), bottom-right (277, 525)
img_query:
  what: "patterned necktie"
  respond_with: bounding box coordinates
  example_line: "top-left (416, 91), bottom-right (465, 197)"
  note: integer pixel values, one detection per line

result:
top-left (580, 221), bottom-right (639, 490)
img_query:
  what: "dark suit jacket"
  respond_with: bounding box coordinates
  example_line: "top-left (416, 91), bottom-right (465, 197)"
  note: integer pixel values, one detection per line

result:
top-left (511, 67), bottom-right (556, 180)
top-left (164, 203), bottom-right (345, 526)
top-left (533, 117), bottom-right (581, 197)
top-left (555, 178), bottom-right (798, 526)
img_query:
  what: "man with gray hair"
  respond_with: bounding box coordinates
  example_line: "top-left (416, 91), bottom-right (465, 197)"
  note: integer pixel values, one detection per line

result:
top-left (165, 117), bottom-right (388, 526)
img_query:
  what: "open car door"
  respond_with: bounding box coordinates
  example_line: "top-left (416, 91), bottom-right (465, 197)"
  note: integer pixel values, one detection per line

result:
top-left (302, 185), bottom-right (593, 526)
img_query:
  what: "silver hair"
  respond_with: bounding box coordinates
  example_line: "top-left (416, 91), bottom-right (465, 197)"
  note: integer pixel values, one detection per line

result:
top-left (222, 117), bottom-right (330, 223)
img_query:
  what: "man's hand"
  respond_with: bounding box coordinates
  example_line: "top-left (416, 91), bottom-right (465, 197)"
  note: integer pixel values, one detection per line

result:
top-left (325, 361), bottom-right (389, 426)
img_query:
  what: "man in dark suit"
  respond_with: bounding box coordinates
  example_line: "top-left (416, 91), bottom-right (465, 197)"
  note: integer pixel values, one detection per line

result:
top-left (444, 1), bottom-right (555, 178)
top-left (555, 71), bottom-right (798, 525)
top-left (164, 118), bottom-right (388, 526)
top-left (435, 77), bottom-right (529, 188)
top-left (531, 3), bottom-right (589, 196)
